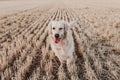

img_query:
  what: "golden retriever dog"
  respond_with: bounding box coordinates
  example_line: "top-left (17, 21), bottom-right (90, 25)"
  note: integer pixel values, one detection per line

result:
top-left (48, 20), bottom-right (76, 71)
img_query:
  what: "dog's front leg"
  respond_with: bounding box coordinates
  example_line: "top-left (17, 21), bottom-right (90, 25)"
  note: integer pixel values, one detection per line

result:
top-left (66, 57), bottom-right (74, 72)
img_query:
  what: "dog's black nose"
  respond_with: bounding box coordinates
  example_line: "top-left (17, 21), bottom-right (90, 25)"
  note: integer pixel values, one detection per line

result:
top-left (55, 34), bottom-right (59, 38)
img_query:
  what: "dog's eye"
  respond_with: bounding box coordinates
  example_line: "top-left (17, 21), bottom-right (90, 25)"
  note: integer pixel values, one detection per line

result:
top-left (59, 28), bottom-right (63, 30)
top-left (53, 27), bottom-right (55, 30)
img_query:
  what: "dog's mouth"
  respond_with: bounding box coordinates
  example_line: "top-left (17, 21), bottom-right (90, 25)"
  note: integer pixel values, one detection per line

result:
top-left (55, 38), bottom-right (61, 44)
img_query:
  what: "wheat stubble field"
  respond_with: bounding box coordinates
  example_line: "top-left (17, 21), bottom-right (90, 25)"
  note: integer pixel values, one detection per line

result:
top-left (0, 0), bottom-right (120, 80)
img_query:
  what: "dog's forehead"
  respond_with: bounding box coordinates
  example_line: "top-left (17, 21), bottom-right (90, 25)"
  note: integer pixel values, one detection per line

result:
top-left (51, 21), bottom-right (64, 28)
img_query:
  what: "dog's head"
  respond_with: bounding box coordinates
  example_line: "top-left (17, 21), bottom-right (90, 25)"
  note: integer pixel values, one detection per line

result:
top-left (48, 20), bottom-right (76, 44)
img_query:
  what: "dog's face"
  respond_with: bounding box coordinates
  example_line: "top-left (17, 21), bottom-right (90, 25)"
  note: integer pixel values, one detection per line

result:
top-left (48, 21), bottom-right (76, 44)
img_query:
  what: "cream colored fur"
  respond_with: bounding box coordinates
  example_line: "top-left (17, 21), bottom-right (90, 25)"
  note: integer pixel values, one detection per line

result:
top-left (48, 20), bottom-right (76, 71)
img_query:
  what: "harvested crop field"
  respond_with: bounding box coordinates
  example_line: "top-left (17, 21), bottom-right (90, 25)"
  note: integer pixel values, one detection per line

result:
top-left (0, 0), bottom-right (120, 80)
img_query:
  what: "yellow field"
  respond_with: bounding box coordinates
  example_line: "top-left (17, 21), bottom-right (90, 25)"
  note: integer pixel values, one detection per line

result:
top-left (0, 0), bottom-right (120, 80)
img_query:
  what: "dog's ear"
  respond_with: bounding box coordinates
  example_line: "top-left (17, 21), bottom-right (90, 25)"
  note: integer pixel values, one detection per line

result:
top-left (62, 21), bottom-right (76, 31)
top-left (61, 21), bottom-right (68, 31)
top-left (68, 21), bottom-right (76, 29)
top-left (61, 21), bottom-right (68, 39)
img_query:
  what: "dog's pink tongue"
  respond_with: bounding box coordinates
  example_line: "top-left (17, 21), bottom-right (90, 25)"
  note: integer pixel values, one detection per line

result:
top-left (55, 39), bottom-right (60, 44)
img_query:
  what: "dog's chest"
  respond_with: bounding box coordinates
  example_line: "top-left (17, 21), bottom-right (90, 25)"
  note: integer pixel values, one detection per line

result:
top-left (52, 41), bottom-right (70, 56)
top-left (56, 45), bottom-right (68, 54)
top-left (56, 43), bottom-right (70, 58)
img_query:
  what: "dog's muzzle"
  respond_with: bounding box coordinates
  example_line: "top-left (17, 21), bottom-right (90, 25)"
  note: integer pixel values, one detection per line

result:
top-left (54, 34), bottom-right (61, 44)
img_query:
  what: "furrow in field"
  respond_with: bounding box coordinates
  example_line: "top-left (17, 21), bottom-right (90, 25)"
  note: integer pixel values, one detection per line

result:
top-left (0, 8), bottom-right (53, 79)
top-left (0, 8), bottom-right (43, 38)
top-left (0, 9), bottom-right (50, 52)
top-left (0, 15), bottom-right (45, 71)
top-left (70, 8), bottom-right (108, 80)
top-left (70, 8), bottom-right (120, 80)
